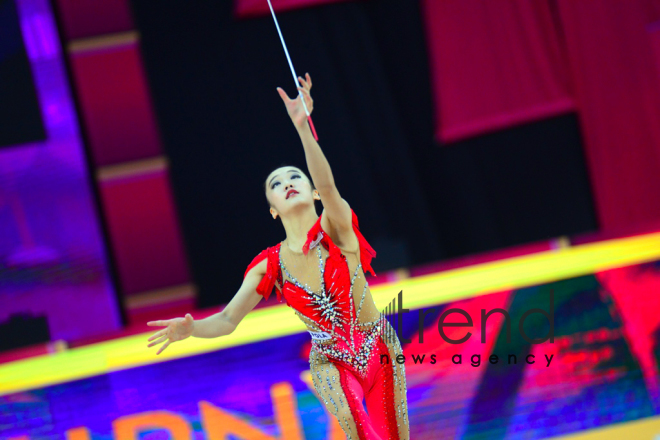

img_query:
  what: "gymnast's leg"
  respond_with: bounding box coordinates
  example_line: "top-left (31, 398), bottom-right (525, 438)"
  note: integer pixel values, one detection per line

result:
top-left (364, 329), bottom-right (410, 439)
top-left (309, 348), bottom-right (384, 439)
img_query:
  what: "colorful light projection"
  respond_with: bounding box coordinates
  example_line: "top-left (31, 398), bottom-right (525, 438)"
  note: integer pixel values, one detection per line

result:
top-left (2, 259), bottom-right (660, 439)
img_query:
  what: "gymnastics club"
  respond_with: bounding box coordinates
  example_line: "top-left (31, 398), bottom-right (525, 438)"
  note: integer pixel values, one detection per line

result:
top-left (266, 0), bottom-right (319, 140)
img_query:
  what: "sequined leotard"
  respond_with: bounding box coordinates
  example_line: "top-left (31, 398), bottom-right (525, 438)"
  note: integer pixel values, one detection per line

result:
top-left (244, 209), bottom-right (409, 440)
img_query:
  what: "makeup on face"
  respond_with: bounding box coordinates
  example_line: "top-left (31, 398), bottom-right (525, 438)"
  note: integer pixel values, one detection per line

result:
top-left (268, 168), bottom-right (303, 191)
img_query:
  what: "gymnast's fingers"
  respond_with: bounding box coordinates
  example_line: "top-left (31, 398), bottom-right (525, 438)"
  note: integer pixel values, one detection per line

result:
top-left (297, 87), bottom-right (313, 111)
top-left (147, 319), bottom-right (171, 327)
top-left (148, 334), bottom-right (168, 348)
top-left (298, 87), bottom-right (313, 103)
top-left (277, 87), bottom-right (292, 103)
top-left (156, 340), bottom-right (172, 355)
top-left (298, 76), bottom-right (309, 90)
top-left (306, 73), bottom-right (312, 88)
top-left (148, 329), bottom-right (167, 342)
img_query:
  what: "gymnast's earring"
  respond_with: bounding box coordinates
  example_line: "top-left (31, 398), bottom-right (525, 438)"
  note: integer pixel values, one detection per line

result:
top-left (313, 190), bottom-right (321, 201)
top-left (270, 209), bottom-right (278, 219)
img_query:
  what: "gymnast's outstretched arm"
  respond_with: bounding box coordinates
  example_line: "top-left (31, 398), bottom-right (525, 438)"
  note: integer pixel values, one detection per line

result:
top-left (146, 258), bottom-right (266, 355)
top-left (276, 74), bottom-right (356, 247)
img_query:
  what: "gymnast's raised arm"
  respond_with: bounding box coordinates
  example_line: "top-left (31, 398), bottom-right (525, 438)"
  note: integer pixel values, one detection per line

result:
top-left (146, 258), bottom-right (266, 355)
top-left (276, 74), bottom-right (356, 248)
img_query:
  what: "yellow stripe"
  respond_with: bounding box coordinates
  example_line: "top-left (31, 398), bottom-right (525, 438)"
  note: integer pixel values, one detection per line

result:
top-left (371, 232), bottom-right (660, 309)
top-left (0, 306), bottom-right (306, 396)
top-left (547, 414), bottom-right (660, 439)
top-left (1, 232), bottom-right (659, 396)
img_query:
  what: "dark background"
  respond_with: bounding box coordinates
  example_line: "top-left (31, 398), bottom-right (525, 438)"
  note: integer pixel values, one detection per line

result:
top-left (130, 0), bottom-right (597, 307)
top-left (0, 0), bottom-right (45, 148)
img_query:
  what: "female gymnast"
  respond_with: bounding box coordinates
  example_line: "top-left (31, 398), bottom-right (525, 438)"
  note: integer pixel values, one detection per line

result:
top-left (146, 73), bottom-right (409, 439)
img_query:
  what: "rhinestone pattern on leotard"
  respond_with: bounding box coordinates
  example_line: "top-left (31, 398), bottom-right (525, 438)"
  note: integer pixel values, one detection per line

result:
top-left (279, 235), bottom-right (385, 377)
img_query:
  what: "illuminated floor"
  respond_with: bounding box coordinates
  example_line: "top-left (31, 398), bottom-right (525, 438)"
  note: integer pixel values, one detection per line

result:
top-left (1, 230), bottom-right (660, 396)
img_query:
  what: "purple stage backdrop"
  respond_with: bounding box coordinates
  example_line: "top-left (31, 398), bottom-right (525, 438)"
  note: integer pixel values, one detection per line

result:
top-left (0, 0), bottom-right (121, 342)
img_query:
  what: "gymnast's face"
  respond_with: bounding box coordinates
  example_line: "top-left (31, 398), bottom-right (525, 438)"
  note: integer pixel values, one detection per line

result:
top-left (265, 166), bottom-right (319, 218)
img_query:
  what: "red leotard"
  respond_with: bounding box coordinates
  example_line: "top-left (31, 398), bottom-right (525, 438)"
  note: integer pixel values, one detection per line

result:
top-left (244, 209), bottom-right (409, 439)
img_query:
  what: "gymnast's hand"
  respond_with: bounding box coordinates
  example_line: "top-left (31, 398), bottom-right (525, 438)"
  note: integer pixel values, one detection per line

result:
top-left (146, 313), bottom-right (194, 355)
top-left (277, 73), bottom-right (314, 130)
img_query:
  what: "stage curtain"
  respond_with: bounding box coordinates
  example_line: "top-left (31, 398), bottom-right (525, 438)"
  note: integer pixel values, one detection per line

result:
top-left (556, 0), bottom-right (660, 232)
top-left (421, 0), bottom-right (575, 143)
top-left (234, 0), bottom-right (356, 18)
